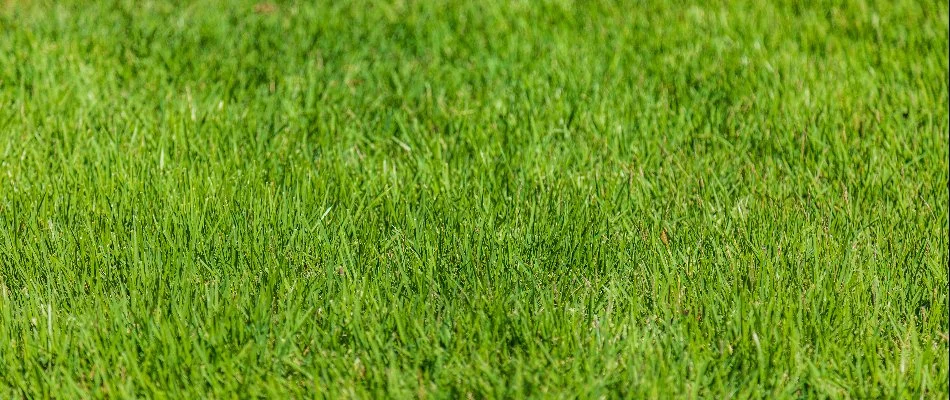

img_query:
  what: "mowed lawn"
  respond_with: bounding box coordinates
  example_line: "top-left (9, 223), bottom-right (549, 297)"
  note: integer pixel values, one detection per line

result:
top-left (0, 0), bottom-right (947, 397)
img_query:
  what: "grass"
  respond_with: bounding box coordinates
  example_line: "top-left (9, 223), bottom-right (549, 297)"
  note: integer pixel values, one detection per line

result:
top-left (0, 0), bottom-right (947, 397)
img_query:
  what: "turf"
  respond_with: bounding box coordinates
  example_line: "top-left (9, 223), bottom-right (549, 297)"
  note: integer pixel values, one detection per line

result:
top-left (0, 0), bottom-right (947, 397)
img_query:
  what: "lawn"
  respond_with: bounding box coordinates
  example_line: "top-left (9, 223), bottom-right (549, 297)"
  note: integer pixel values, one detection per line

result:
top-left (0, 0), bottom-right (947, 397)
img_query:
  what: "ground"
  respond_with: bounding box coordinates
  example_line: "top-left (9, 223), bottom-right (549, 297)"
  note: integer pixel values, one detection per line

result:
top-left (0, 0), bottom-right (947, 398)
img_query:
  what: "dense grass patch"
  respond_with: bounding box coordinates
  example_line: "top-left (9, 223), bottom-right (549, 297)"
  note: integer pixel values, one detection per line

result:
top-left (0, 0), bottom-right (947, 397)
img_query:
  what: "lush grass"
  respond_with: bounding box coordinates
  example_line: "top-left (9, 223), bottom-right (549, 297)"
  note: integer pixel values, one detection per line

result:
top-left (0, 0), bottom-right (947, 397)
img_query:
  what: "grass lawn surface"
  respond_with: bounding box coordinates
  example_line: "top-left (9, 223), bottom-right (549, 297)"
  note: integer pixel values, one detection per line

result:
top-left (0, 0), bottom-right (948, 397)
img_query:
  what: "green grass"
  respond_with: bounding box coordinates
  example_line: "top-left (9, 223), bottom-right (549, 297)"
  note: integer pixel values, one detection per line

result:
top-left (0, 0), bottom-right (947, 397)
